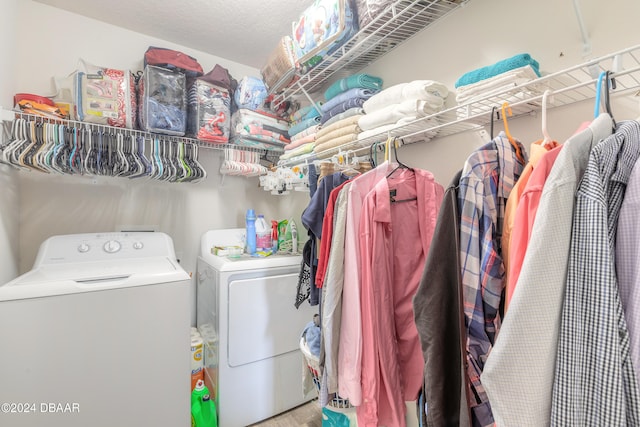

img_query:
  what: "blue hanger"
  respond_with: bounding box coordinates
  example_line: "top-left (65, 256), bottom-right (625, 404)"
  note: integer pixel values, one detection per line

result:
top-left (594, 71), bottom-right (606, 118)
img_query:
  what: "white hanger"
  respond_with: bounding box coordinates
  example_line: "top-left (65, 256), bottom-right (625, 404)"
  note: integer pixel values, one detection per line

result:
top-left (541, 89), bottom-right (554, 147)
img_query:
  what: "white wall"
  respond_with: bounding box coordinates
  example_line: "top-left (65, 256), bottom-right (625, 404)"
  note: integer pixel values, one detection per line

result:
top-left (0, 0), bottom-right (20, 284)
top-left (361, 0), bottom-right (640, 184)
top-left (13, 1), bottom-right (310, 324)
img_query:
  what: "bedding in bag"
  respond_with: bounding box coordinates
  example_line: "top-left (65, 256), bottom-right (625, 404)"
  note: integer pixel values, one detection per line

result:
top-left (187, 79), bottom-right (231, 143)
top-left (138, 64), bottom-right (187, 135)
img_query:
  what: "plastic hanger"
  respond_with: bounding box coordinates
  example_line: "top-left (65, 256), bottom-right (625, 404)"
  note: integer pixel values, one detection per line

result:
top-left (604, 70), bottom-right (617, 129)
top-left (594, 71), bottom-right (606, 118)
top-left (490, 106), bottom-right (498, 140)
top-left (501, 102), bottom-right (525, 163)
top-left (541, 89), bottom-right (555, 147)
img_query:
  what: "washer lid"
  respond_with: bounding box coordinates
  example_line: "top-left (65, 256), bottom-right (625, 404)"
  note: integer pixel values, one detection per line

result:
top-left (0, 257), bottom-right (189, 301)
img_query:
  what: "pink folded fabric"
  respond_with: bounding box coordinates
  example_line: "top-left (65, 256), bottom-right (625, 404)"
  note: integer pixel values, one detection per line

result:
top-left (285, 133), bottom-right (316, 150)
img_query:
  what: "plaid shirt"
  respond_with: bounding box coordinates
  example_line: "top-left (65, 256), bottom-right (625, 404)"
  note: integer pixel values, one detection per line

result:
top-left (458, 132), bottom-right (525, 427)
top-left (551, 121), bottom-right (640, 426)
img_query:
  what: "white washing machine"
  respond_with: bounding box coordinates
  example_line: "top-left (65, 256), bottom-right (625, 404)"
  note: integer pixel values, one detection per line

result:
top-left (196, 228), bottom-right (316, 427)
top-left (0, 232), bottom-right (191, 427)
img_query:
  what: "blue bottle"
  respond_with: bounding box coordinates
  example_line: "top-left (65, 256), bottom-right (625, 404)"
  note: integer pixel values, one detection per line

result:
top-left (245, 209), bottom-right (257, 255)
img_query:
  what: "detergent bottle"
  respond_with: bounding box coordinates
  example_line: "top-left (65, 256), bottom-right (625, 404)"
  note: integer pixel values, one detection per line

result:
top-left (191, 379), bottom-right (218, 427)
top-left (255, 214), bottom-right (271, 251)
top-left (245, 209), bottom-right (257, 255)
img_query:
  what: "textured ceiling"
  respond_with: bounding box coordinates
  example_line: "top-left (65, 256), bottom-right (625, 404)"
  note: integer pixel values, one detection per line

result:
top-left (33, 0), bottom-right (309, 69)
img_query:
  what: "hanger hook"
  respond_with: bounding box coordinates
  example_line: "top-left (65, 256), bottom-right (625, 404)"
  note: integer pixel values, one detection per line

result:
top-left (542, 89), bottom-right (553, 143)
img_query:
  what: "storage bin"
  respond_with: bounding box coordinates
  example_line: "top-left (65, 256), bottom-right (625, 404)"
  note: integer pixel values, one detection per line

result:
top-left (291, 0), bottom-right (359, 72)
top-left (138, 64), bottom-right (187, 136)
top-left (76, 67), bottom-right (137, 128)
top-left (187, 80), bottom-right (231, 143)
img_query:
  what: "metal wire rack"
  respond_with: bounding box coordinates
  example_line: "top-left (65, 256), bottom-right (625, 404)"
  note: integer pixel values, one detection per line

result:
top-left (277, 44), bottom-right (640, 167)
top-left (275, 0), bottom-right (467, 101)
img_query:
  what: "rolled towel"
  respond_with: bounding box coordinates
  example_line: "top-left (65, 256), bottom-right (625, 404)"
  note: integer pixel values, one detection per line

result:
top-left (288, 116), bottom-right (321, 137)
top-left (321, 88), bottom-right (378, 114)
top-left (324, 73), bottom-right (384, 101)
top-left (322, 107), bottom-right (365, 128)
top-left (358, 98), bottom-right (444, 131)
top-left (363, 80), bottom-right (449, 113)
top-left (320, 98), bottom-right (368, 124)
top-left (454, 53), bottom-right (541, 88)
top-left (291, 124), bottom-right (320, 142)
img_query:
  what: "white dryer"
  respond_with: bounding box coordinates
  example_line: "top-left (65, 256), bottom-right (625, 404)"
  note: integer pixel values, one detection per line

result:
top-left (0, 232), bottom-right (191, 427)
top-left (197, 228), bottom-right (316, 427)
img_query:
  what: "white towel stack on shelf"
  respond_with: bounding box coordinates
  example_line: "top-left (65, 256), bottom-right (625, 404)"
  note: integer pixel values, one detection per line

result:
top-left (357, 80), bottom-right (448, 142)
top-left (455, 65), bottom-right (544, 119)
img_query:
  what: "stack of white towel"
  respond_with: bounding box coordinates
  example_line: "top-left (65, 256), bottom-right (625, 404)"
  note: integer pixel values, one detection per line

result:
top-left (357, 80), bottom-right (449, 143)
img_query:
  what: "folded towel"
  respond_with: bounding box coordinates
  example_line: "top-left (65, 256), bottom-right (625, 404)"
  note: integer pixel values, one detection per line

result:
top-left (291, 124), bottom-right (320, 142)
top-left (321, 98), bottom-right (368, 124)
top-left (286, 133), bottom-right (316, 150)
top-left (314, 133), bottom-right (361, 154)
top-left (363, 80), bottom-right (449, 113)
top-left (454, 53), bottom-right (541, 88)
top-left (288, 116), bottom-right (322, 137)
top-left (316, 114), bottom-right (363, 139)
top-left (279, 142), bottom-right (316, 160)
top-left (290, 104), bottom-right (322, 123)
top-left (315, 124), bottom-right (361, 146)
top-left (358, 98), bottom-right (444, 131)
top-left (322, 107), bottom-right (365, 128)
top-left (455, 65), bottom-right (540, 103)
top-left (321, 88), bottom-right (378, 113)
top-left (324, 73), bottom-right (384, 101)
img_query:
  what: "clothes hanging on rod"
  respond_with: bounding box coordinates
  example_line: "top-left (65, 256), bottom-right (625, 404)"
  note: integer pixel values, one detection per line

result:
top-left (480, 113), bottom-right (613, 426)
top-left (297, 143), bottom-right (444, 426)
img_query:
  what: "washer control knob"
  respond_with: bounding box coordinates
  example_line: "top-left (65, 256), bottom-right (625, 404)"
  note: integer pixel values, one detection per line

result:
top-left (133, 241), bottom-right (144, 250)
top-left (103, 240), bottom-right (122, 254)
top-left (78, 243), bottom-right (90, 253)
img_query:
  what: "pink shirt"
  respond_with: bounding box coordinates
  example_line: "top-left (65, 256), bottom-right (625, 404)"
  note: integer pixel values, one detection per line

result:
top-left (357, 168), bottom-right (443, 427)
top-left (506, 145), bottom-right (563, 306)
top-left (338, 162), bottom-right (395, 405)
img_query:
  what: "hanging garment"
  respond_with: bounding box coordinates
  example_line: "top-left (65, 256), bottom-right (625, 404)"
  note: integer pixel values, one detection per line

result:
top-left (413, 170), bottom-right (472, 427)
top-left (505, 144), bottom-right (563, 308)
top-left (357, 168), bottom-right (443, 427)
top-left (501, 139), bottom-right (559, 310)
top-left (480, 114), bottom-right (613, 427)
top-left (302, 172), bottom-right (351, 305)
top-left (551, 120), bottom-right (640, 426)
top-left (616, 153), bottom-right (640, 390)
top-left (338, 162), bottom-right (395, 405)
top-left (319, 183), bottom-right (351, 405)
top-left (458, 132), bottom-right (526, 427)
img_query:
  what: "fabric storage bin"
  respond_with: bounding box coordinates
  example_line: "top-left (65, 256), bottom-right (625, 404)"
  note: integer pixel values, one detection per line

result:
top-left (76, 67), bottom-right (137, 128)
top-left (230, 108), bottom-right (290, 150)
top-left (261, 35), bottom-right (299, 93)
top-left (291, 0), bottom-right (359, 72)
top-left (138, 64), bottom-right (187, 136)
top-left (187, 80), bottom-right (231, 143)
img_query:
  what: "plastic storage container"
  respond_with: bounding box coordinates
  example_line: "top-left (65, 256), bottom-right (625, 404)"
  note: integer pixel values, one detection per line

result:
top-left (187, 80), bottom-right (231, 143)
top-left (138, 64), bottom-right (187, 136)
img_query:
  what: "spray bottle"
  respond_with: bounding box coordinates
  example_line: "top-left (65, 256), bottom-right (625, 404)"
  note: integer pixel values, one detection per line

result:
top-left (245, 209), bottom-right (257, 255)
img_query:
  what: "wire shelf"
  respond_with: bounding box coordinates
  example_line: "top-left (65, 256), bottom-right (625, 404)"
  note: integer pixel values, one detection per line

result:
top-left (277, 44), bottom-right (640, 167)
top-left (275, 0), bottom-right (467, 100)
top-left (0, 109), bottom-right (276, 156)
